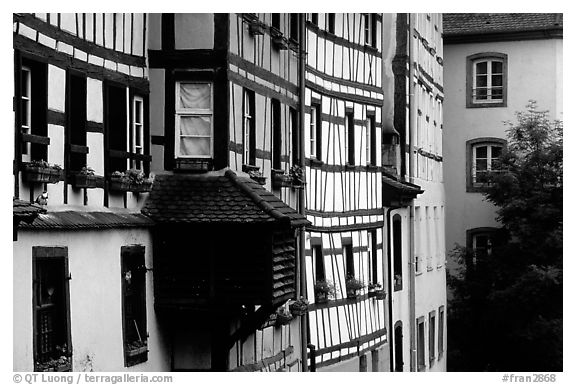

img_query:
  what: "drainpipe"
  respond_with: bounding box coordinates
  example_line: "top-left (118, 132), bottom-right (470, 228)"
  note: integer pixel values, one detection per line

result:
top-left (386, 206), bottom-right (395, 371)
top-left (298, 12), bottom-right (309, 373)
top-left (407, 13), bottom-right (417, 373)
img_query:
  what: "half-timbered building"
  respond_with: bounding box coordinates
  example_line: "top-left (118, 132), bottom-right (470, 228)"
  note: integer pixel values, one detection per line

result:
top-left (13, 13), bottom-right (171, 372)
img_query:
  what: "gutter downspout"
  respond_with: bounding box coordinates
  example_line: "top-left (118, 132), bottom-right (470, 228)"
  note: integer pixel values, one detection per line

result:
top-left (386, 206), bottom-right (396, 371)
top-left (407, 13), bottom-right (417, 373)
top-left (298, 12), bottom-right (309, 373)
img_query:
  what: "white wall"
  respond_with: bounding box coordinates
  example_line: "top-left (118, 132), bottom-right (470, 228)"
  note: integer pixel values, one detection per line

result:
top-left (13, 228), bottom-right (170, 372)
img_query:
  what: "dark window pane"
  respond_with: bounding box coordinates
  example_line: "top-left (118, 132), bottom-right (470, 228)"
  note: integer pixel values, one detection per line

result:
top-left (476, 75), bottom-right (488, 87)
top-left (476, 61), bottom-right (487, 74)
top-left (492, 61), bottom-right (502, 74)
top-left (491, 146), bottom-right (502, 159)
top-left (492, 75), bottom-right (503, 87)
top-left (491, 88), bottom-right (503, 99)
top-left (475, 146), bottom-right (488, 158)
top-left (475, 88), bottom-right (487, 100)
top-left (476, 159), bottom-right (488, 171)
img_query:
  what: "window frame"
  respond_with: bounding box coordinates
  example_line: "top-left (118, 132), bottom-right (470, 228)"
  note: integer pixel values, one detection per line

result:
top-left (429, 310), bottom-right (436, 366)
top-left (367, 113), bottom-right (377, 166)
top-left (466, 137), bottom-right (506, 192)
top-left (466, 52), bottom-right (508, 108)
top-left (310, 101), bottom-right (322, 161)
top-left (417, 316), bottom-right (426, 371)
top-left (466, 227), bottom-right (498, 267)
top-left (368, 229), bottom-right (378, 285)
top-left (393, 214), bottom-right (403, 291)
top-left (242, 88), bottom-right (256, 166)
top-left (32, 247), bottom-right (72, 372)
top-left (131, 96), bottom-right (145, 170)
top-left (345, 109), bottom-right (355, 165)
top-left (121, 245), bottom-right (148, 367)
top-left (66, 71), bottom-right (88, 174)
top-left (438, 306), bottom-right (445, 359)
top-left (174, 81), bottom-right (214, 159)
top-left (21, 65), bottom-right (32, 156)
top-left (364, 14), bottom-right (377, 48)
top-left (327, 13), bottom-right (335, 34)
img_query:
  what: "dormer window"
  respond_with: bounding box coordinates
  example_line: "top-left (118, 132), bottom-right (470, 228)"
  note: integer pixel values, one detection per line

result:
top-left (175, 82), bottom-right (213, 158)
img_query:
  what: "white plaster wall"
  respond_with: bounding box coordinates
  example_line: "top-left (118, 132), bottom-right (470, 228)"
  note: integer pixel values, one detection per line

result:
top-left (174, 14), bottom-right (213, 50)
top-left (443, 38), bottom-right (563, 253)
top-left (13, 228), bottom-right (170, 372)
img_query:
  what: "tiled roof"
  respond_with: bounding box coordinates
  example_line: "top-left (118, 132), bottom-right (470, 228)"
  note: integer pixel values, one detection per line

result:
top-left (19, 210), bottom-right (154, 230)
top-left (443, 13), bottom-right (563, 36)
top-left (142, 169), bottom-right (310, 227)
top-left (13, 199), bottom-right (46, 223)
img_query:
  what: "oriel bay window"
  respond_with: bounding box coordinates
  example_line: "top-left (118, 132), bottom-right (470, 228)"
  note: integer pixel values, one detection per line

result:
top-left (121, 245), bottom-right (148, 367)
top-left (175, 82), bottom-right (213, 159)
top-left (33, 247), bottom-right (72, 372)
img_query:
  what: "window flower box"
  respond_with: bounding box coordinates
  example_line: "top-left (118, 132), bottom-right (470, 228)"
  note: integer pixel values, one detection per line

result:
top-left (272, 169), bottom-right (292, 189)
top-left (35, 356), bottom-right (71, 372)
top-left (70, 166), bottom-right (103, 189)
top-left (289, 297), bottom-right (309, 316)
top-left (289, 165), bottom-right (305, 189)
top-left (275, 307), bottom-right (293, 327)
top-left (22, 160), bottom-right (63, 184)
top-left (109, 169), bottom-right (153, 193)
top-left (243, 165), bottom-right (266, 186)
top-left (126, 343), bottom-right (148, 358)
top-left (270, 27), bottom-right (288, 50)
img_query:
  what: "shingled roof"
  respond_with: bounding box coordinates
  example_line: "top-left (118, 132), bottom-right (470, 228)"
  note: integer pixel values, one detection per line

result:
top-left (443, 13), bottom-right (563, 37)
top-left (141, 169), bottom-right (310, 227)
top-left (13, 199), bottom-right (46, 223)
top-left (18, 210), bottom-right (154, 230)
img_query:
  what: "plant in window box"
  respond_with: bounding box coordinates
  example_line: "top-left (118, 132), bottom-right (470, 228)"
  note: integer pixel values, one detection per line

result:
top-left (109, 171), bottom-right (131, 192)
top-left (270, 27), bottom-right (288, 50)
top-left (289, 165), bottom-right (305, 188)
top-left (245, 15), bottom-right (265, 36)
top-left (314, 280), bottom-right (336, 304)
top-left (22, 160), bottom-right (63, 184)
top-left (289, 297), bottom-right (310, 316)
top-left (288, 38), bottom-right (299, 52)
top-left (125, 168), bottom-right (153, 192)
top-left (247, 169), bottom-right (267, 186)
top-left (345, 276), bottom-right (365, 299)
top-left (272, 169), bottom-right (292, 189)
top-left (368, 282), bottom-right (386, 300)
top-left (35, 345), bottom-right (71, 372)
top-left (275, 306), bottom-right (293, 327)
top-left (71, 166), bottom-right (102, 189)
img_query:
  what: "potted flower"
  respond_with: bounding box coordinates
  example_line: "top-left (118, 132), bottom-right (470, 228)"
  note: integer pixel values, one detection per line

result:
top-left (247, 169), bottom-right (266, 186)
top-left (289, 165), bottom-right (305, 188)
top-left (243, 14), bottom-right (265, 36)
top-left (22, 160), bottom-right (63, 184)
top-left (345, 276), bottom-right (365, 299)
top-left (275, 306), bottom-right (293, 326)
top-left (314, 280), bottom-right (336, 304)
top-left (35, 344), bottom-right (71, 372)
top-left (289, 297), bottom-right (310, 316)
top-left (71, 166), bottom-right (103, 189)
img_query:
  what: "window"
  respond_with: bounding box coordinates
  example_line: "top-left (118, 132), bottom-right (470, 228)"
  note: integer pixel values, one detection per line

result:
top-left (466, 227), bottom-right (498, 267)
top-left (346, 110), bottom-right (355, 165)
top-left (466, 138), bottom-right (506, 191)
top-left (121, 245), bottom-right (148, 367)
top-left (394, 322), bottom-right (404, 372)
top-left (367, 114), bottom-right (376, 166)
top-left (290, 108), bottom-right (299, 165)
top-left (311, 13), bottom-right (318, 26)
top-left (106, 83), bottom-right (128, 173)
top-left (310, 102), bottom-right (322, 160)
top-left (242, 89), bottom-right (256, 165)
top-left (429, 311), bottom-right (436, 366)
top-left (313, 244), bottom-right (325, 283)
top-left (175, 82), bottom-right (213, 159)
top-left (290, 13), bottom-right (299, 41)
top-left (364, 14), bottom-right (376, 48)
top-left (417, 317), bottom-right (425, 371)
top-left (131, 96), bottom-right (145, 170)
top-left (344, 239), bottom-right (354, 279)
top-left (272, 99), bottom-right (282, 170)
top-left (414, 207), bottom-right (422, 274)
top-left (393, 214), bottom-right (403, 291)
top-left (272, 13), bottom-right (280, 30)
top-left (438, 306), bottom-right (444, 358)
top-left (18, 58), bottom-right (48, 162)
top-left (368, 229), bottom-right (378, 285)
top-left (466, 53), bottom-right (507, 108)
top-left (327, 13), bottom-right (335, 34)
top-left (67, 73), bottom-right (87, 173)
top-left (33, 247), bottom-right (71, 372)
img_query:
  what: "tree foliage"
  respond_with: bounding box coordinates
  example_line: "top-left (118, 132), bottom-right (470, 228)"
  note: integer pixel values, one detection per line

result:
top-left (447, 102), bottom-right (563, 371)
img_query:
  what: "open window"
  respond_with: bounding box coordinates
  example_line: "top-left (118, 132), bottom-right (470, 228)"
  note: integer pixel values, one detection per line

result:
top-left (33, 247), bottom-right (72, 372)
top-left (121, 245), bottom-right (148, 367)
top-left (242, 88), bottom-right (255, 166)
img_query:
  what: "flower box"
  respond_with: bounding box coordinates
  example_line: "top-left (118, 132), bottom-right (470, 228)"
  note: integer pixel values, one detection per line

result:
top-left (71, 173), bottom-right (103, 189)
top-left (272, 169), bottom-right (292, 189)
top-left (275, 311), bottom-right (293, 327)
top-left (130, 180), bottom-right (153, 193)
top-left (109, 176), bottom-right (131, 192)
top-left (270, 27), bottom-right (288, 50)
top-left (109, 169), bottom-right (153, 193)
top-left (374, 289), bottom-right (387, 300)
top-left (250, 175), bottom-right (267, 186)
top-left (249, 20), bottom-right (265, 35)
top-left (289, 300), bottom-right (309, 316)
top-left (23, 163), bottom-right (63, 184)
top-left (126, 345), bottom-right (148, 358)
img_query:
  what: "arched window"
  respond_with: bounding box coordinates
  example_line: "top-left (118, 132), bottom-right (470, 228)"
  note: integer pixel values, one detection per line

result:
top-left (466, 137), bottom-right (507, 192)
top-left (466, 53), bottom-right (507, 108)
